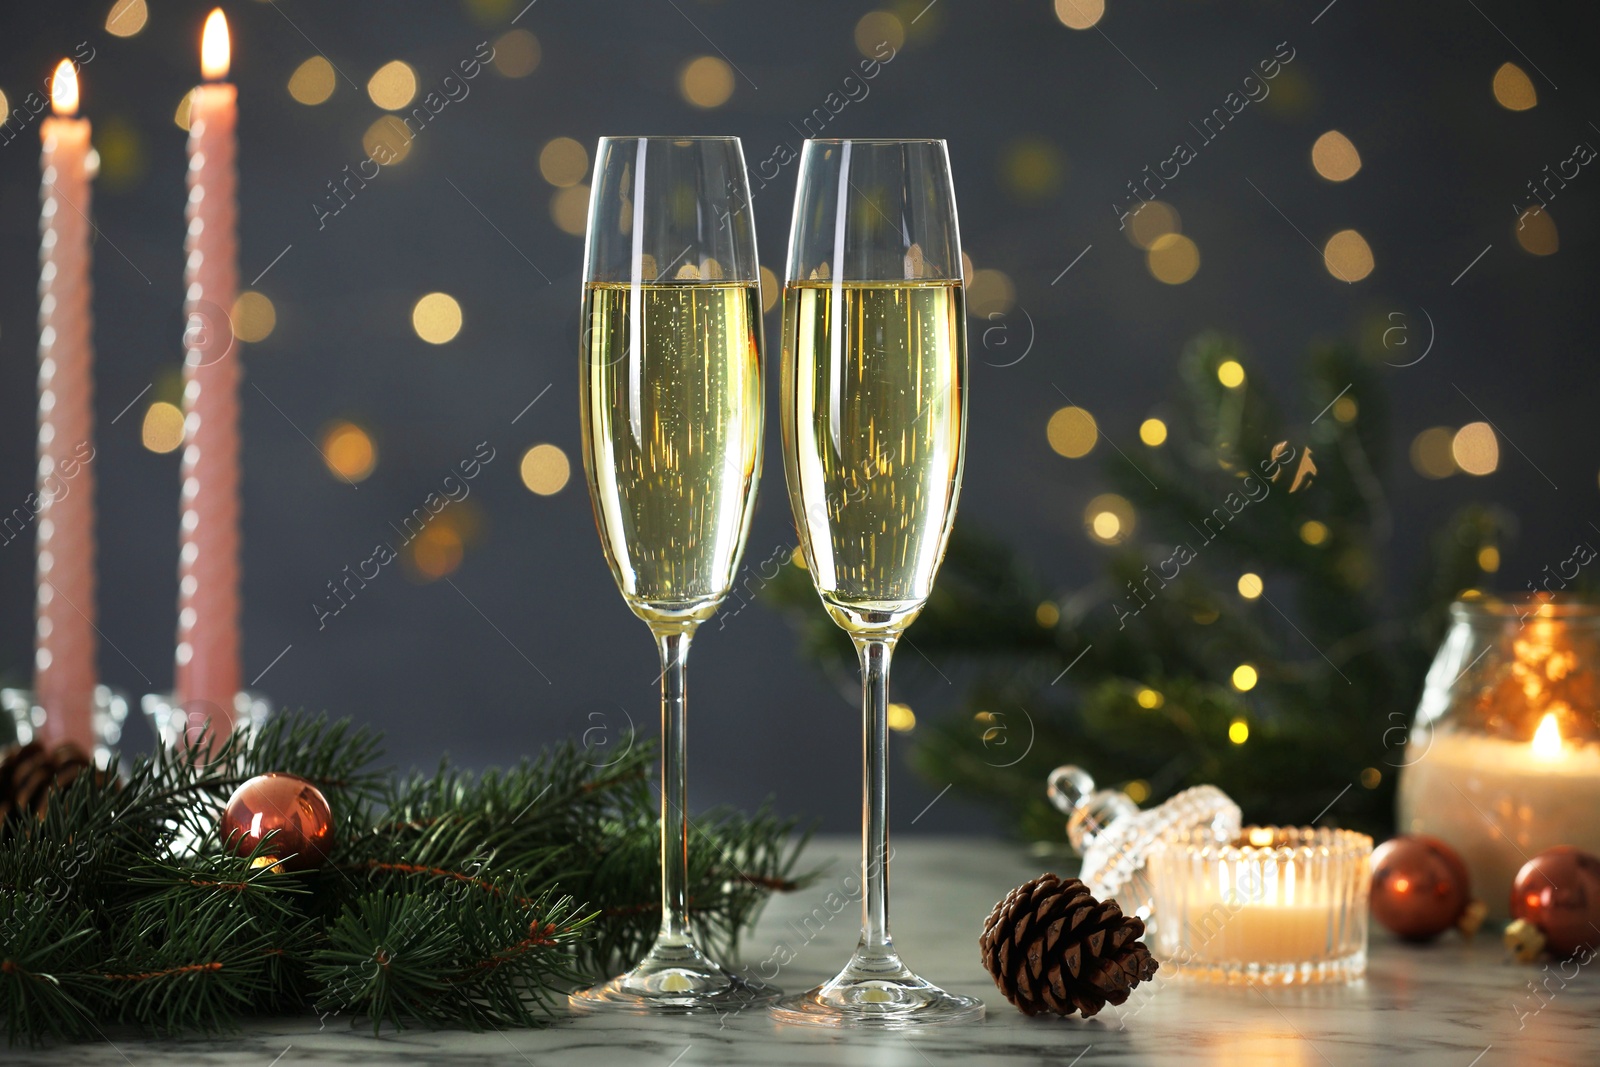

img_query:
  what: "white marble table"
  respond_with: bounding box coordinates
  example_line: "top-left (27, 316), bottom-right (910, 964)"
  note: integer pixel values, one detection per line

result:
top-left (9, 836), bottom-right (1598, 1065)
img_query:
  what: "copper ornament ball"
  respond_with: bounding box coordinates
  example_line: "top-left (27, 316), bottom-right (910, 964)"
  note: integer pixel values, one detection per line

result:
top-left (1510, 845), bottom-right (1600, 959)
top-left (219, 772), bottom-right (333, 871)
top-left (1370, 834), bottom-right (1471, 941)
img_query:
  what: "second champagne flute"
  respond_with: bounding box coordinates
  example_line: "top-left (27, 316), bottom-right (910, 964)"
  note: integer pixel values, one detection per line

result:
top-left (772, 139), bottom-right (983, 1027)
top-left (569, 136), bottom-right (775, 1014)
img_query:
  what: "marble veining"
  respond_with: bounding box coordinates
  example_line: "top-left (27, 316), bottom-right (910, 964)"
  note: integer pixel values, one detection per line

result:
top-left (6, 836), bottom-right (1595, 1065)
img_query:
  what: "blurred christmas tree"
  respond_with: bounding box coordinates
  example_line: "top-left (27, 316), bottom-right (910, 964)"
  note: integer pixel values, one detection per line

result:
top-left (767, 332), bottom-right (1514, 841)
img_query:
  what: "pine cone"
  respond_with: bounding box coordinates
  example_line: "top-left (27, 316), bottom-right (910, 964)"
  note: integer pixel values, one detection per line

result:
top-left (0, 741), bottom-right (93, 826)
top-left (979, 872), bottom-right (1158, 1018)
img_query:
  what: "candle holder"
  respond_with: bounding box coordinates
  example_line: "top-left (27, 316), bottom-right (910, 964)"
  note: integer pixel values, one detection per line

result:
top-left (140, 691), bottom-right (272, 749)
top-left (1147, 826), bottom-right (1372, 985)
top-left (1397, 593), bottom-right (1600, 919)
top-left (0, 685), bottom-right (129, 767)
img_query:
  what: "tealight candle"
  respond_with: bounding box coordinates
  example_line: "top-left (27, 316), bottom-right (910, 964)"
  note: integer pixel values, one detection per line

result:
top-left (1147, 826), bottom-right (1372, 985)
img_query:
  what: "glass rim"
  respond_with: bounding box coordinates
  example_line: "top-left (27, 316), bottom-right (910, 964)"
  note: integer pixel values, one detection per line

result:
top-left (595, 134), bottom-right (743, 143)
top-left (1451, 591), bottom-right (1600, 621)
top-left (802, 137), bottom-right (947, 146)
top-left (1158, 825), bottom-right (1373, 862)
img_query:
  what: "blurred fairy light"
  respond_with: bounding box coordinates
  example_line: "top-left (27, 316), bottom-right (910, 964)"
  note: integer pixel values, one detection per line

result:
top-left (1478, 545), bottom-right (1501, 573)
top-left (1515, 207), bottom-right (1558, 255)
top-left (519, 444), bottom-right (571, 495)
top-left (412, 292), bottom-right (462, 344)
top-left (1047, 406), bottom-right (1098, 458)
top-left (288, 57), bottom-right (336, 105)
top-left (550, 186), bottom-right (590, 236)
top-left (790, 546), bottom-right (807, 569)
top-left (492, 29), bottom-right (541, 77)
top-left (539, 137), bottom-right (588, 187)
top-left (855, 11), bottom-right (905, 55)
top-left (409, 522), bottom-right (463, 581)
top-left (363, 116), bottom-right (413, 164)
top-left (1124, 779), bottom-right (1151, 803)
top-left (1054, 0), bottom-right (1105, 31)
top-left (94, 117), bottom-right (145, 190)
top-left (174, 89), bottom-right (195, 131)
top-left (231, 291), bottom-right (276, 343)
top-left (759, 266), bottom-right (780, 313)
top-left (1231, 665), bottom-right (1258, 692)
top-left (1216, 360), bottom-right (1245, 388)
top-left (1322, 229), bottom-right (1374, 282)
top-left (1126, 201), bottom-right (1180, 250)
top-left (1228, 718), bottom-right (1250, 743)
top-left (1085, 493), bottom-right (1135, 545)
top-left (886, 703), bottom-right (916, 732)
top-left (1493, 62), bottom-right (1537, 110)
top-left (1311, 130), bottom-right (1361, 181)
top-left (1299, 520), bottom-right (1329, 546)
top-left (141, 402), bottom-right (184, 453)
top-left (1237, 573), bottom-right (1264, 600)
top-left (0, 89), bottom-right (8, 120)
top-left (1361, 767), bottom-right (1382, 789)
top-left (321, 421), bottom-right (377, 482)
top-left (1147, 233), bottom-right (1199, 284)
top-left (967, 268), bottom-right (1015, 317)
top-left (1136, 688), bottom-right (1164, 709)
top-left (1000, 138), bottom-right (1066, 200)
top-left (367, 60), bottom-right (418, 110)
top-left (1451, 422), bottom-right (1499, 476)
top-left (1138, 417), bottom-right (1167, 446)
top-left (105, 0), bottom-right (148, 37)
top-left (1332, 395), bottom-right (1358, 423)
top-left (1035, 601), bottom-right (1060, 627)
top-left (680, 56), bottom-right (734, 109)
top-left (1410, 427), bottom-right (1457, 478)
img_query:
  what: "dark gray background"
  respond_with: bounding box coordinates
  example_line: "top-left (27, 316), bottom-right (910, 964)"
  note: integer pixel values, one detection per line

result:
top-left (1, 1), bottom-right (1594, 833)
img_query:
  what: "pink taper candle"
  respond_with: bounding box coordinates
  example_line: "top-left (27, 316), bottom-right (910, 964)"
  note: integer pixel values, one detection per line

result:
top-left (35, 60), bottom-right (99, 754)
top-left (175, 9), bottom-right (241, 745)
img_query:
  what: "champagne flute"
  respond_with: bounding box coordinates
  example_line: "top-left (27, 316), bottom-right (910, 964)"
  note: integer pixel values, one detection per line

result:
top-left (771, 139), bottom-right (983, 1027)
top-left (570, 136), bottom-right (775, 1014)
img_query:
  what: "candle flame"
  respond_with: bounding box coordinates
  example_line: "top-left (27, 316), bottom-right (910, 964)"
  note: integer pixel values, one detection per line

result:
top-left (201, 9), bottom-right (230, 80)
top-left (1247, 827), bottom-right (1276, 847)
top-left (1531, 712), bottom-right (1563, 760)
top-left (50, 60), bottom-right (79, 116)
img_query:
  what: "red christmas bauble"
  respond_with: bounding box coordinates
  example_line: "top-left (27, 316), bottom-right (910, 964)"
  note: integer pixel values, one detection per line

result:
top-left (1370, 834), bottom-right (1471, 941)
top-left (219, 772), bottom-right (333, 871)
top-left (1510, 846), bottom-right (1600, 959)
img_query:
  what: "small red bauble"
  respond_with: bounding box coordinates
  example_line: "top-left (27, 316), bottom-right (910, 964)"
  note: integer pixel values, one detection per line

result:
top-left (1510, 846), bottom-right (1600, 959)
top-left (219, 772), bottom-right (334, 871)
top-left (1370, 834), bottom-right (1472, 941)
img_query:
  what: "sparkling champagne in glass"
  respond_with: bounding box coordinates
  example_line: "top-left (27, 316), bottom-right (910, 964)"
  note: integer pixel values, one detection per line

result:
top-left (771, 139), bottom-right (982, 1027)
top-left (570, 136), bottom-right (775, 1014)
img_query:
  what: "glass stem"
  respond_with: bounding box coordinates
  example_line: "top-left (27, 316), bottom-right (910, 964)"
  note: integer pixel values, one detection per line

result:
top-left (856, 635), bottom-right (897, 956)
top-left (656, 628), bottom-right (694, 945)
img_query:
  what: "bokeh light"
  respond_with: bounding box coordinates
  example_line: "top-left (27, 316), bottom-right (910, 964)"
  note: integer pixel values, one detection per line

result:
top-left (759, 266), bottom-right (780, 314)
top-left (886, 702), bottom-right (916, 732)
top-left (232, 291), bottom-right (276, 342)
top-left (1139, 417), bottom-right (1168, 446)
top-left (1410, 427), bottom-right (1457, 478)
top-left (519, 444), bottom-right (571, 495)
top-left (680, 56), bottom-right (734, 109)
top-left (855, 11), bottom-right (905, 55)
top-left (1036, 601), bottom-right (1061, 628)
top-left (492, 29), bottom-right (541, 77)
top-left (0, 90), bottom-right (8, 120)
top-left (1478, 545), bottom-right (1501, 573)
top-left (1515, 207), bottom-right (1558, 255)
top-left (1147, 233), bottom-right (1199, 284)
top-left (1047, 406), bottom-right (1098, 458)
top-left (288, 57), bottom-right (336, 105)
top-left (539, 137), bottom-right (589, 187)
top-left (1232, 665), bottom-right (1259, 692)
top-left (1299, 520), bottom-right (1329, 546)
top-left (1311, 130), bottom-right (1361, 181)
top-left (1085, 493), bottom-right (1136, 545)
top-left (1228, 718), bottom-right (1250, 743)
top-left (550, 185), bottom-right (590, 235)
top-left (174, 89), bottom-right (195, 131)
top-left (409, 522), bottom-right (463, 581)
top-left (1054, 0), bottom-right (1105, 30)
top-left (412, 292), bottom-right (462, 344)
top-left (367, 60), bottom-right (418, 110)
top-left (321, 421), bottom-right (377, 482)
top-left (1216, 360), bottom-right (1245, 388)
top-left (1001, 138), bottom-right (1066, 200)
top-left (141, 402), bottom-right (184, 453)
top-left (1361, 767), bottom-right (1382, 789)
top-left (363, 115), bottom-right (413, 164)
top-left (1451, 422), bottom-right (1499, 476)
top-left (1136, 688), bottom-right (1164, 709)
top-left (1333, 395), bottom-right (1358, 423)
top-left (1126, 201), bottom-right (1180, 250)
top-left (105, 0), bottom-right (148, 37)
top-left (1493, 62), bottom-right (1537, 110)
top-left (1237, 573), bottom-right (1264, 600)
top-left (967, 268), bottom-right (1015, 317)
top-left (1323, 229), bottom-right (1374, 282)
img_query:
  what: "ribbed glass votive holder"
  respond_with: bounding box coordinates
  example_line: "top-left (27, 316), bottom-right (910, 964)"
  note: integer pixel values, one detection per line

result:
top-left (1147, 826), bottom-right (1373, 985)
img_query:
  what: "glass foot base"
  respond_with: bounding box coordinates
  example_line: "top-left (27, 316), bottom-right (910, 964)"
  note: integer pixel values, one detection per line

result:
top-left (769, 952), bottom-right (984, 1029)
top-left (568, 941), bottom-right (779, 1015)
